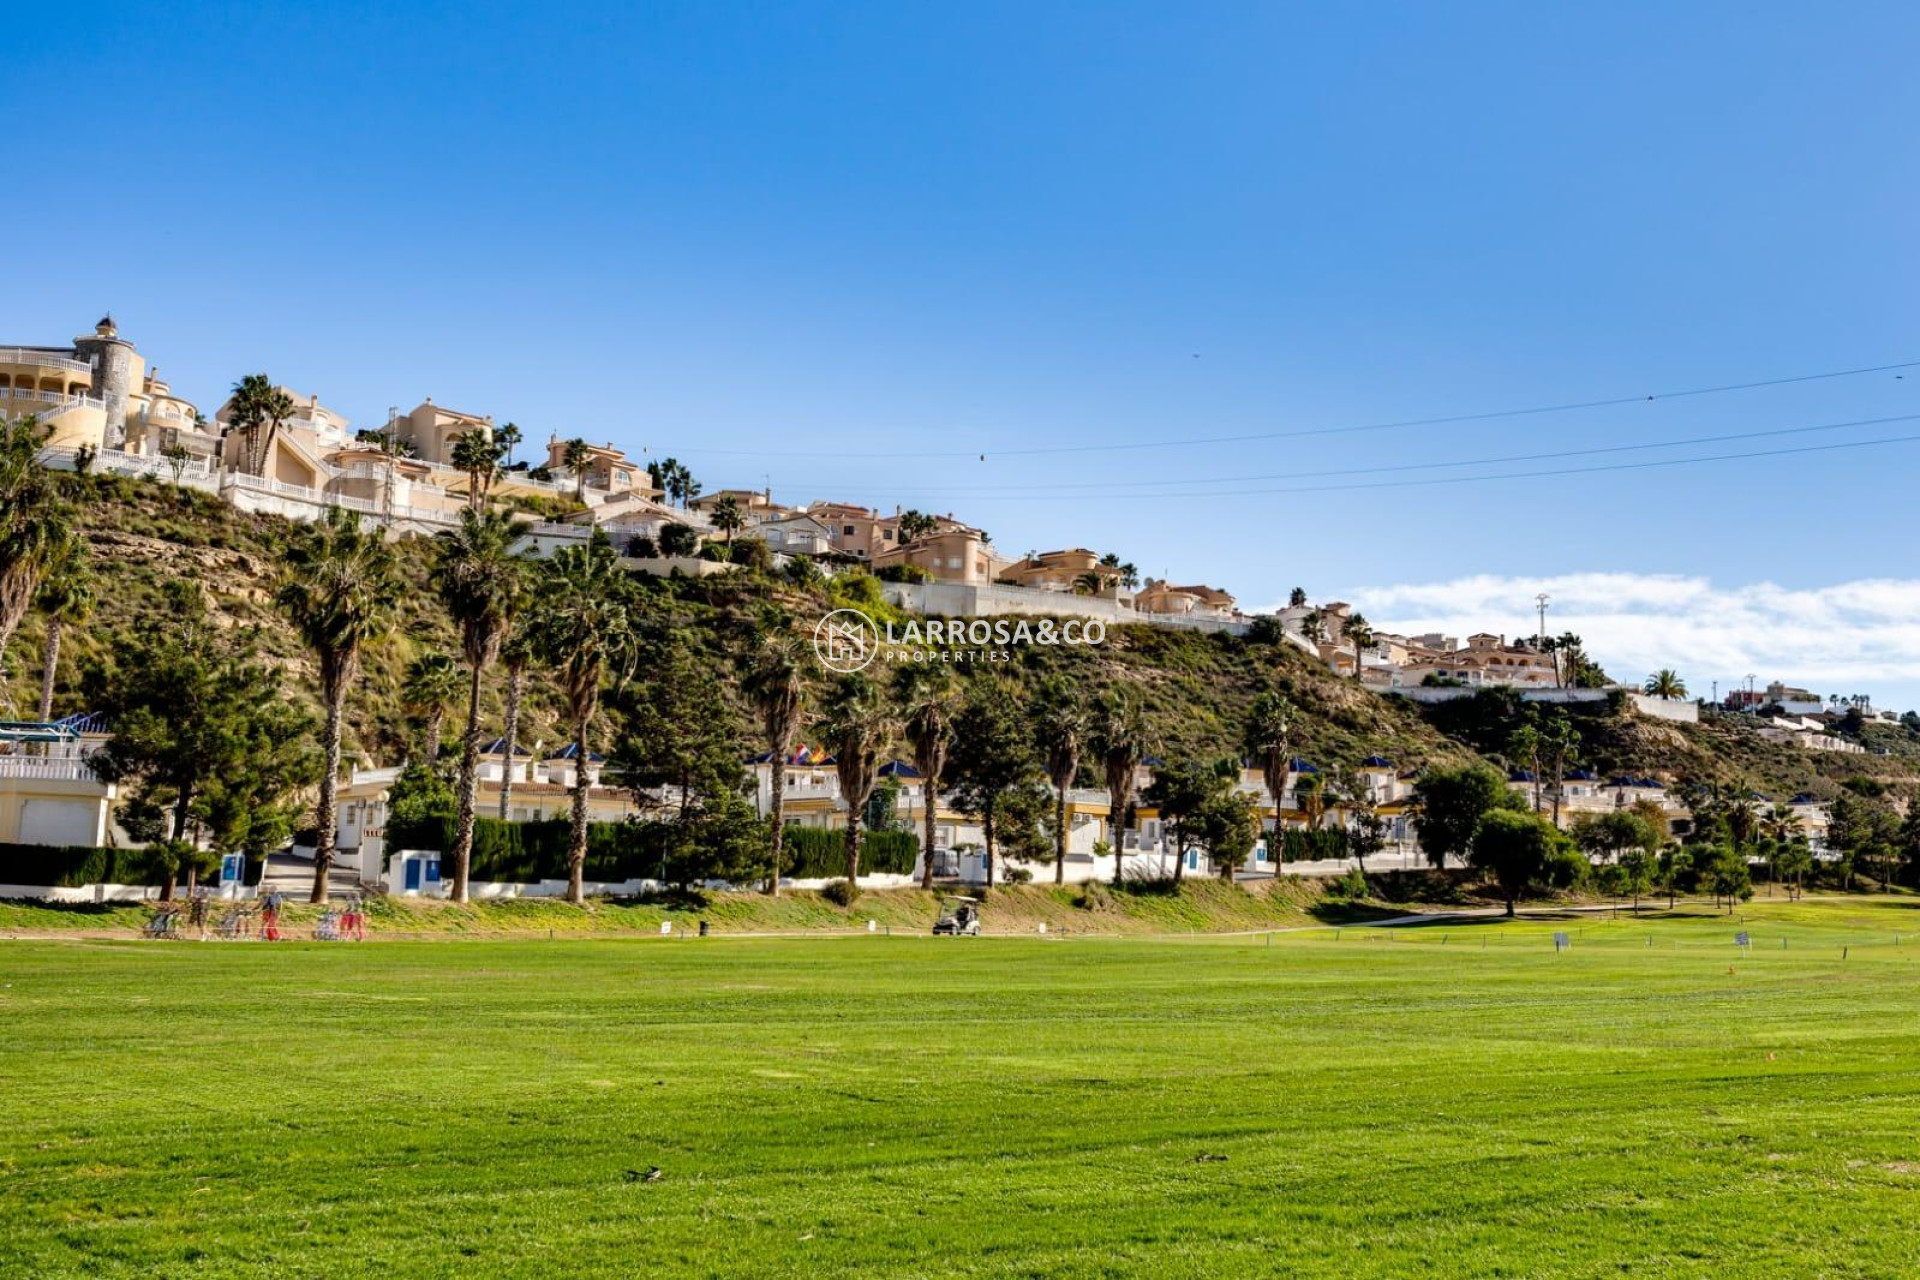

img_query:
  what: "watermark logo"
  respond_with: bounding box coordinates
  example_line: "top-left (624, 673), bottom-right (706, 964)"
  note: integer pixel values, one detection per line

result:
top-left (815, 609), bottom-right (880, 673)
top-left (812, 609), bottom-right (1105, 669)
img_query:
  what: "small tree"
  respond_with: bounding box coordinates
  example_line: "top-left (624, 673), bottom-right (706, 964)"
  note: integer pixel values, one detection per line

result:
top-left (1617, 847), bottom-right (1654, 911)
top-left (658, 523), bottom-right (699, 558)
top-left (1657, 845), bottom-right (1693, 908)
top-left (1704, 845), bottom-right (1754, 912)
top-left (1470, 808), bottom-right (1565, 917)
top-left (948, 676), bottom-right (1040, 888)
top-left (1411, 762), bottom-right (1525, 869)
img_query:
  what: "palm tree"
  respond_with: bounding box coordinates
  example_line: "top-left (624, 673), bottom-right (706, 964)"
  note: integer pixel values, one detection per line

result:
top-left (1540, 711), bottom-right (1578, 828)
top-left (527, 532), bottom-right (639, 903)
top-left (449, 429), bottom-right (503, 511)
top-left (1644, 669), bottom-right (1687, 700)
top-left (1295, 771), bottom-right (1327, 831)
top-left (1073, 570), bottom-right (1105, 596)
top-left (817, 673), bottom-right (894, 894)
top-left (1090, 688), bottom-right (1153, 887)
top-left (895, 662), bottom-right (957, 890)
top-left (401, 653), bottom-right (462, 768)
top-left (1556, 632), bottom-right (1587, 686)
top-left (0, 416), bottom-right (75, 660)
top-left (433, 509), bottom-right (532, 902)
top-left (1118, 562), bottom-right (1140, 591)
top-left (1289, 587), bottom-right (1308, 607)
top-left (1242, 691), bottom-right (1293, 868)
top-left (709, 495), bottom-right (745, 545)
top-left (562, 437), bottom-right (593, 501)
top-left (1725, 795), bottom-right (1760, 852)
top-left (742, 631), bottom-right (810, 895)
top-left (1344, 612), bottom-right (1375, 681)
top-left (227, 374), bottom-right (294, 476)
top-left (1032, 677), bottom-right (1088, 885)
top-left (496, 421), bottom-right (523, 469)
top-left (496, 624), bottom-right (538, 821)
top-left (1508, 721), bottom-right (1543, 811)
top-left (276, 507), bottom-right (400, 903)
top-left (897, 509), bottom-right (939, 544)
top-left (1300, 610), bottom-right (1325, 647)
top-left (34, 540), bottom-right (91, 720)
top-left (1762, 804), bottom-right (1802, 845)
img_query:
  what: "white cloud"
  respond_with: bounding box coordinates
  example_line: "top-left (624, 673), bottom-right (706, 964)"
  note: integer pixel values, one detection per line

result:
top-left (1297, 572), bottom-right (1920, 702)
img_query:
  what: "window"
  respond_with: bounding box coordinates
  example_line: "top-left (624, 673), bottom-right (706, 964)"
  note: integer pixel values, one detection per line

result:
top-left (882, 528), bottom-right (895, 541)
top-left (843, 525), bottom-right (855, 536)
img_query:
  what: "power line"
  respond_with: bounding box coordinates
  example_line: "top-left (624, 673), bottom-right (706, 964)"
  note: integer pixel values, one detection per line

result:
top-left (664, 357), bottom-right (1920, 460)
top-left (833, 411), bottom-right (1920, 496)
top-left (860, 426), bottom-right (1920, 502)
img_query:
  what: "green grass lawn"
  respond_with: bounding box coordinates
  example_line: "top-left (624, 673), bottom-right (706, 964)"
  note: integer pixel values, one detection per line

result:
top-left (6, 898), bottom-right (1920, 1276)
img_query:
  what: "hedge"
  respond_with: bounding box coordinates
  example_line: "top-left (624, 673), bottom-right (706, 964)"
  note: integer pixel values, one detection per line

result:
top-left (0, 843), bottom-right (264, 888)
top-left (782, 825), bottom-right (919, 878)
top-left (0, 842), bottom-right (122, 887)
top-left (1278, 828), bottom-right (1351, 863)
top-left (389, 816), bottom-right (920, 883)
top-left (387, 816), bottom-right (671, 883)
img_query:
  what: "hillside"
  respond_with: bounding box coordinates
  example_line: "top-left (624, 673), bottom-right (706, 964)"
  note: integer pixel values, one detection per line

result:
top-left (8, 476), bottom-right (1900, 811)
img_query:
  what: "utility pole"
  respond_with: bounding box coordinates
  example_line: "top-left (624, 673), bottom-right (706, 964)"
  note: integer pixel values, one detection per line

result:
top-left (1535, 593), bottom-right (1550, 649)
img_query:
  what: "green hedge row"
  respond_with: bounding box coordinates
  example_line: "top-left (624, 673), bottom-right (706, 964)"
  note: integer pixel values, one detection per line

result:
top-left (0, 843), bottom-right (264, 888)
top-left (781, 825), bottom-right (919, 878)
top-left (389, 816), bottom-right (921, 883)
top-left (387, 816), bottom-right (672, 883)
top-left (1277, 828), bottom-right (1351, 863)
top-left (0, 842), bottom-right (122, 887)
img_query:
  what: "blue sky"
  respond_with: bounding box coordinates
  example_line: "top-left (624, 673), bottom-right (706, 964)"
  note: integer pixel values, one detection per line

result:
top-left (11, 3), bottom-right (1920, 705)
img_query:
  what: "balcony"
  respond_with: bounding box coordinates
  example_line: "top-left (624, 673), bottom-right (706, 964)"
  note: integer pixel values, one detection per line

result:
top-left (0, 348), bottom-right (93, 378)
top-left (0, 755), bottom-right (101, 782)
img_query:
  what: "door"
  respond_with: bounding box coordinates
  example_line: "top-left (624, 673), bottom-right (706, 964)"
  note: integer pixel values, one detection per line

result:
top-left (404, 859), bottom-right (422, 891)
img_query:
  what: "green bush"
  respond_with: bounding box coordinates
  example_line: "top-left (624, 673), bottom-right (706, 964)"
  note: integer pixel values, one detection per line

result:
top-left (780, 825), bottom-right (919, 879)
top-left (1328, 866), bottom-right (1369, 900)
top-left (387, 816), bottom-right (673, 883)
top-left (1279, 828), bottom-right (1350, 862)
top-left (0, 842), bottom-right (119, 887)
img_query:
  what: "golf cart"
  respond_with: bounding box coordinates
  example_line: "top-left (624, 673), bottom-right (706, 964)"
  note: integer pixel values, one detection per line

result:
top-left (932, 894), bottom-right (981, 936)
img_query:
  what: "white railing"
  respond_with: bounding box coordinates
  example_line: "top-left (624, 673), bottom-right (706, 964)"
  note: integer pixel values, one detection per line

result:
top-left (0, 349), bottom-right (93, 377)
top-left (2, 388), bottom-right (66, 406)
top-left (34, 395), bottom-right (106, 425)
top-left (0, 756), bottom-right (100, 782)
